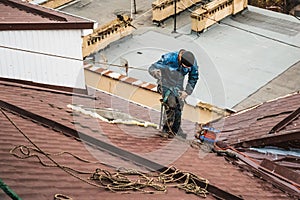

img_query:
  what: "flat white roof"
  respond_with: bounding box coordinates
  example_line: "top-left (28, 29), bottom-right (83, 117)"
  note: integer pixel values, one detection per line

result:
top-left (95, 6), bottom-right (300, 109)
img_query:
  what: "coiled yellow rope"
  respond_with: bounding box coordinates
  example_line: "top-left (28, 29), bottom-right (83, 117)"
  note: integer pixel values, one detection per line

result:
top-left (11, 144), bottom-right (209, 197)
top-left (90, 166), bottom-right (209, 197)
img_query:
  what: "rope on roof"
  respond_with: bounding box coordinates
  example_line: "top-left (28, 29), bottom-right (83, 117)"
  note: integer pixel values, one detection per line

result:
top-left (10, 143), bottom-right (210, 196)
top-left (90, 166), bottom-right (209, 196)
top-left (0, 45), bottom-right (148, 72)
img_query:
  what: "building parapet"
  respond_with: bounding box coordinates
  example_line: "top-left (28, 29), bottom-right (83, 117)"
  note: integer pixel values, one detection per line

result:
top-left (84, 64), bottom-right (232, 124)
top-left (82, 15), bottom-right (134, 58)
top-left (152, 0), bottom-right (202, 24)
top-left (191, 0), bottom-right (247, 32)
top-left (39, 0), bottom-right (73, 8)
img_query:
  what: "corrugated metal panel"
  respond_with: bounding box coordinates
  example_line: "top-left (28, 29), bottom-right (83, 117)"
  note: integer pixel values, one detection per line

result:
top-left (0, 29), bottom-right (85, 89)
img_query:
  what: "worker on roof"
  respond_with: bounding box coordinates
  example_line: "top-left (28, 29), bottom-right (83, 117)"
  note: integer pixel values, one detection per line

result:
top-left (148, 49), bottom-right (199, 138)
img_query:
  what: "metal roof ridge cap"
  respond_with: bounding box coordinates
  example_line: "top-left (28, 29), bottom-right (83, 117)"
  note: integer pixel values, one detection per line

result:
top-left (0, 80), bottom-right (96, 100)
top-left (202, 103), bottom-right (261, 125)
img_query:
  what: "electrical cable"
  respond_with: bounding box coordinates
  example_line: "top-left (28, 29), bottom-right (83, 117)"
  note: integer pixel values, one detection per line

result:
top-left (0, 45), bottom-right (148, 72)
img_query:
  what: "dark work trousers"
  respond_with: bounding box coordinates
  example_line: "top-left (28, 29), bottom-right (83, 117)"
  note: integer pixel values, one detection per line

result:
top-left (162, 92), bottom-right (184, 134)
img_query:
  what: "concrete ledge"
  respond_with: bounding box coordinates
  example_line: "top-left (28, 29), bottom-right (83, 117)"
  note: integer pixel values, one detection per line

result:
top-left (84, 64), bottom-right (231, 123)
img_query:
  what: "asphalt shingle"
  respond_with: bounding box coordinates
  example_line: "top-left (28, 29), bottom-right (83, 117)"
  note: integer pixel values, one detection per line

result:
top-left (0, 81), bottom-right (295, 199)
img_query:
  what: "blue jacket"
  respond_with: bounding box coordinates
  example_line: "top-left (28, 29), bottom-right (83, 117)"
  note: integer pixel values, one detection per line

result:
top-left (149, 51), bottom-right (199, 95)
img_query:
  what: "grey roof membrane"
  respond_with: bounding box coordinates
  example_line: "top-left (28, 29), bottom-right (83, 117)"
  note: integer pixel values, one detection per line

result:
top-left (95, 6), bottom-right (300, 109)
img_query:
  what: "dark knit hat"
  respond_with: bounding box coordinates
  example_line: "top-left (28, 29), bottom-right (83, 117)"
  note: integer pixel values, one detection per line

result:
top-left (181, 51), bottom-right (195, 67)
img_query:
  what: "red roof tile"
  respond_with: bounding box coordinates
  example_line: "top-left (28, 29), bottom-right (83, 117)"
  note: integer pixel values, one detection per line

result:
top-left (0, 80), bottom-right (294, 199)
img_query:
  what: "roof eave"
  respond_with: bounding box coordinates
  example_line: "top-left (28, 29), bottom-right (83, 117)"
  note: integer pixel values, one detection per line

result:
top-left (0, 22), bottom-right (94, 31)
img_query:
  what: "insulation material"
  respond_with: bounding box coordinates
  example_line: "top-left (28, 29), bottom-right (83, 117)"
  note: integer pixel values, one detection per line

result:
top-left (67, 104), bottom-right (158, 128)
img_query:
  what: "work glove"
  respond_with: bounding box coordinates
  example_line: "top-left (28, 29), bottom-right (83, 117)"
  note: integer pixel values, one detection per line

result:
top-left (152, 70), bottom-right (161, 80)
top-left (179, 91), bottom-right (188, 100)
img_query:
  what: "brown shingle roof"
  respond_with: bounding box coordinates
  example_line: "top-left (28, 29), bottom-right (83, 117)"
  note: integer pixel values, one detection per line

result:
top-left (0, 0), bottom-right (94, 30)
top-left (0, 80), bottom-right (294, 200)
top-left (208, 91), bottom-right (300, 198)
top-left (211, 92), bottom-right (300, 147)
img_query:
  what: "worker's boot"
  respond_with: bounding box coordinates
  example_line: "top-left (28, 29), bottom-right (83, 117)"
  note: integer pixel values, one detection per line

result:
top-left (159, 127), bottom-right (175, 138)
top-left (176, 128), bottom-right (187, 139)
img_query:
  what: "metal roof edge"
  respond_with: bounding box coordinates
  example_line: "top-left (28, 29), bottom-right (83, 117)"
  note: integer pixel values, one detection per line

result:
top-left (55, 8), bottom-right (97, 24)
top-left (0, 22), bottom-right (94, 31)
top-left (0, 78), bottom-right (95, 99)
top-left (0, 0), bottom-right (94, 31)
